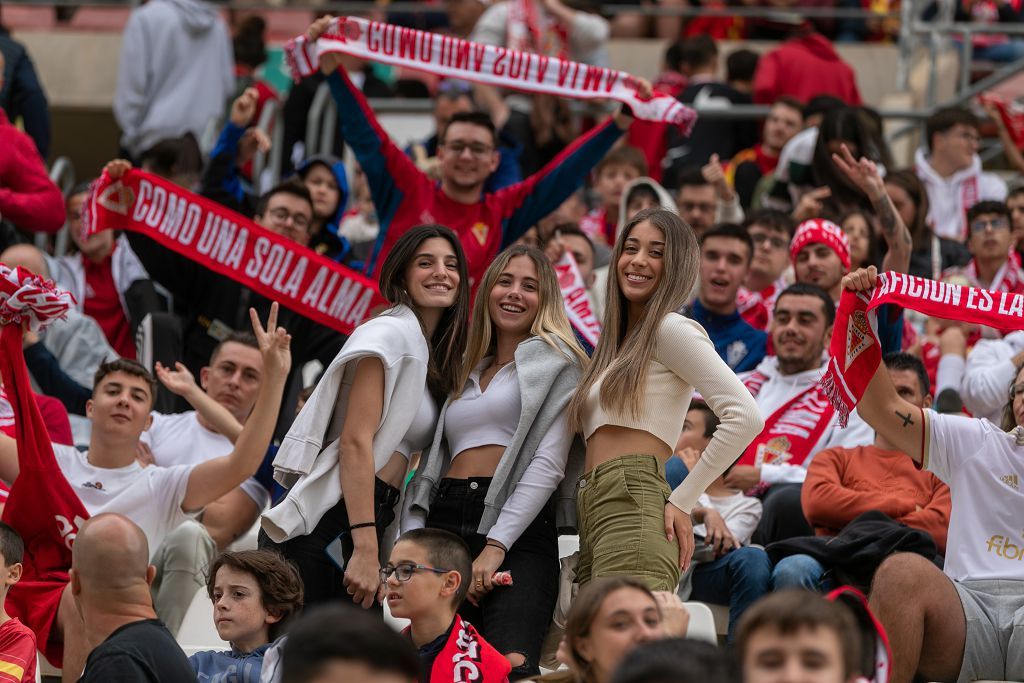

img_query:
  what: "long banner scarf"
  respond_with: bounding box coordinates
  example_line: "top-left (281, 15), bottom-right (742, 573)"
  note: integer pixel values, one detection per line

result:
top-left (0, 265), bottom-right (87, 666)
top-left (417, 614), bottom-right (512, 683)
top-left (553, 249), bottom-right (601, 349)
top-left (822, 270), bottom-right (1024, 427)
top-left (83, 170), bottom-right (387, 337)
top-left (285, 17), bottom-right (698, 134)
top-left (738, 371), bottom-right (835, 470)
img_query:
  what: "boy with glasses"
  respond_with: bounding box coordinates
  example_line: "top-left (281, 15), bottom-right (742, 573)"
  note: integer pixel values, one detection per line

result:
top-left (943, 201), bottom-right (1024, 299)
top-left (383, 529), bottom-right (511, 682)
top-left (737, 210), bottom-right (796, 330)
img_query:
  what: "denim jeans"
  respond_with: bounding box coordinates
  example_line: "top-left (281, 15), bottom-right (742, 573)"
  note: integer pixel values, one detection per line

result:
top-left (258, 478), bottom-right (400, 608)
top-left (770, 553), bottom-right (836, 593)
top-left (690, 546), bottom-right (772, 642)
top-left (426, 477), bottom-right (559, 681)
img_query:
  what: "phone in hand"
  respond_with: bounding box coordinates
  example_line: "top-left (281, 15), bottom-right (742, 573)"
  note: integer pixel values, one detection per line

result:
top-left (325, 530), bottom-right (354, 572)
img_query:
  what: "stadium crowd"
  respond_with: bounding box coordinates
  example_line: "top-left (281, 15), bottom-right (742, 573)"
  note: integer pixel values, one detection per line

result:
top-left (0, 1), bottom-right (1023, 682)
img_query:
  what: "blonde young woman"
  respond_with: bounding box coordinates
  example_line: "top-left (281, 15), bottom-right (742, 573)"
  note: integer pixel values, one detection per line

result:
top-left (567, 207), bottom-right (764, 591)
top-left (405, 244), bottom-right (588, 679)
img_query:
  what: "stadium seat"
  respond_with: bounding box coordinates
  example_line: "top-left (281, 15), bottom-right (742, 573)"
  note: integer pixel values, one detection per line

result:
top-left (682, 601), bottom-right (717, 644)
top-left (176, 587), bottom-right (225, 657)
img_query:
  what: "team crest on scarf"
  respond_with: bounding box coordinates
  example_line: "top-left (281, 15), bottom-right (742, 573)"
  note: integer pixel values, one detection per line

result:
top-left (471, 222), bottom-right (489, 246)
top-left (756, 436), bottom-right (792, 466)
top-left (96, 181), bottom-right (134, 216)
top-left (846, 311), bottom-right (873, 367)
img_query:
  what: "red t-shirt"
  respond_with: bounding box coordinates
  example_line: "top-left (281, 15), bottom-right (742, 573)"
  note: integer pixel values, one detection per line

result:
top-left (82, 251), bottom-right (134, 358)
top-left (0, 618), bottom-right (37, 683)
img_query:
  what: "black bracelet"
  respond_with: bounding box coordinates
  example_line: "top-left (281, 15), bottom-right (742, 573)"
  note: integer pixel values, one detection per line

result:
top-left (485, 540), bottom-right (507, 552)
top-left (349, 522), bottom-right (377, 531)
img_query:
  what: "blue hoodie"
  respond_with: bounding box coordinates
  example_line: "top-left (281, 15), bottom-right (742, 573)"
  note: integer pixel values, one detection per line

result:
top-left (295, 156), bottom-right (353, 263)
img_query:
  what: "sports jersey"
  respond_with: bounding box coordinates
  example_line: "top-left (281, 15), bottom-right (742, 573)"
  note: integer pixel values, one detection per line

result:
top-left (924, 411), bottom-right (1024, 582)
top-left (328, 69), bottom-right (623, 288)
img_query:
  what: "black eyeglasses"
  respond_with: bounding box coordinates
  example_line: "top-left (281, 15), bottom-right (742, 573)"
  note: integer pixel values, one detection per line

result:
top-left (380, 562), bottom-right (451, 583)
top-left (750, 232), bottom-right (789, 250)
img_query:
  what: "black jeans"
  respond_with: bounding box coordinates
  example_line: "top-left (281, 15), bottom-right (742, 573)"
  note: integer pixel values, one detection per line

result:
top-left (259, 478), bottom-right (400, 608)
top-left (751, 483), bottom-right (814, 546)
top-left (426, 477), bottom-right (559, 681)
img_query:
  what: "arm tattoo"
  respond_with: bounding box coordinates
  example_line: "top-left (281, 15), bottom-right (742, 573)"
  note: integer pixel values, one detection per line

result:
top-left (877, 197), bottom-right (898, 240)
top-left (896, 410), bottom-right (914, 427)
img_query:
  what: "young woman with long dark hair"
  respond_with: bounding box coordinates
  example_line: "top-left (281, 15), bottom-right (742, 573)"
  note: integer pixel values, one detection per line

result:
top-left (261, 224), bottom-right (470, 609)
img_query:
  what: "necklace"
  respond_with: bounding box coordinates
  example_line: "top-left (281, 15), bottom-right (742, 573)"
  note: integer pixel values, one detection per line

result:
top-left (489, 357), bottom-right (514, 371)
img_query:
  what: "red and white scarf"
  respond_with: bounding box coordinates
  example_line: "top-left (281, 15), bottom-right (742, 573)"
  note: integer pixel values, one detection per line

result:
top-left (553, 249), bottom-right (600, 348)
top-left (286, 17), bottom-right (697, 133)
top-left (83, 169), bottom-right (387, 337)
top-left (736, 275), bottom-right (787, 330)
top-left (407, 615), bottom-right (511, 683)
top-left (738, 371), bottom-right (835, 469)
top-left (958, 253), bottom-right (1024, 295)
top-left (823, 271), bottom-right (1024, 426)
top-left (506, 0), bottom-right (568, 58)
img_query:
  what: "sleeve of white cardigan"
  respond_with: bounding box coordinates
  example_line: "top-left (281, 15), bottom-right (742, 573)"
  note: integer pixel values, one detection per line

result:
top-left (660, 315), bottom-right (764, 514)
top-left (486, 410), bottom-right (573, 549)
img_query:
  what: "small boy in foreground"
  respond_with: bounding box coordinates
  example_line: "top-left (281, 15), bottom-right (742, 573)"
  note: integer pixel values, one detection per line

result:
top-left (0, 522), bottom-right (36, 683)
top-left (384, 529), bottom-right (510, 683)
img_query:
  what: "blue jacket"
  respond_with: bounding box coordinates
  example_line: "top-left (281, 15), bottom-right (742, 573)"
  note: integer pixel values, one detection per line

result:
top-left (686, 299), bottom-right (768, 373)
top-left (190, 643), bottom-right (273, 683)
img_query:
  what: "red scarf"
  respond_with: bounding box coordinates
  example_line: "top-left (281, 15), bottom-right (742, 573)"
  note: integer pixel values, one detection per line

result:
top-left (737, 276), bottom-right (786, 331)
top-left (960, 254), bottom-right (1024, 295)
top-left (406, 615), bottom-right (511, 683)
top-left (83, 169), bottom-right (387, 337)
top-left (822, 271), bottom-right (1024, 426)
top-left (738, 371), bottom-right (835, 469)
top-left (287, 17), bottom-right (697, 133)
top-left (0, 266), bottom-right (87, 666)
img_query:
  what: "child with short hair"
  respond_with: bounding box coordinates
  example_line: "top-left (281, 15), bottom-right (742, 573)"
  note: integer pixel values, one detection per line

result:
top-left (672, 401), bottom-right (771, 643)
top-left (580, 146), bottom-right (648, 246)
top-left (0, 522), bottom-right (36, 683)
top-left (384, 529), bottom-right (511, 683)
top-left (737, 589), bottom-right (863, 683)
top-left (189, 549), bottom-right (303, 682)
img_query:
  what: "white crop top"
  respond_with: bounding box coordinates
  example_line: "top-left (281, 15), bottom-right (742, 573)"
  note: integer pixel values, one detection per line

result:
top-left (395, 387), bottom-right (439, 458)
top-left (445, 360), bottom-right (521, 457)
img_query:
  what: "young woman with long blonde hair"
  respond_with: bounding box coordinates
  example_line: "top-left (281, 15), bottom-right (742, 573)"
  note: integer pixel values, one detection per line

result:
top-left (567, 207), bottom-right (763, 591)
top-left (405, 244), bottom-right (588, 679)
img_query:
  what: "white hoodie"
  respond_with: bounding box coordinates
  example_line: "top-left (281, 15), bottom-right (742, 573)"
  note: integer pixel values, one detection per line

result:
top-left (915, 147), bottom-right (1007, 242)
top-left (740, 356), bottom-right (874, 485)
top-left (114, 0), bottom-right (234, 156)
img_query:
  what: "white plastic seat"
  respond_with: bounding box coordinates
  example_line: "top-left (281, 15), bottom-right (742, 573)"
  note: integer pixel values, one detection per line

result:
top-left (383, 597), bottom-right (411, 633)
top-left (176, 587), bottom-right (226, 657)
top-left (681, 601), bottom-right (718, 644)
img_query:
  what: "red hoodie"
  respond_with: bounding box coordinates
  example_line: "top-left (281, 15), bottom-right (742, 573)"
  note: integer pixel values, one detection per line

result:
top-left (753, 33), bottom-right (863, 106)
top-left (0, 109), bottom-right (65, 233)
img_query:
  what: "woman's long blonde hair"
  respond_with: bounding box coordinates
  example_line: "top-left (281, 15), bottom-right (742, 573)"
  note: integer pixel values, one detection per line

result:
top-left (458, 245), bottom-right (588, 395)
top-left (567, 208), bottom-right (699, 429)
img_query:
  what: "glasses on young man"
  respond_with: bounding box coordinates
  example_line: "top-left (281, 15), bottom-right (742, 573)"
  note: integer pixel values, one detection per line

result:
top-left (970, 217), bottom-right (1010, 234)
top-left (267, 207), bottom-right (311, 232)
top-left (749, 232), bottom-right (789, 250)
top-left (442, 141), bottom-right (495, 157)
top-left (379, 562), bottom-right (451, 583)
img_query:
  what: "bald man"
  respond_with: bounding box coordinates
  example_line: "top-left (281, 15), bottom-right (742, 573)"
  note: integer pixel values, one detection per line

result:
top-left (70, 514), bottom-right (194, 682)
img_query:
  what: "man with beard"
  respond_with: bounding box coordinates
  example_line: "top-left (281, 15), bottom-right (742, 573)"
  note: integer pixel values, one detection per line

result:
top-left (723, 284), bottom-right (873, 545)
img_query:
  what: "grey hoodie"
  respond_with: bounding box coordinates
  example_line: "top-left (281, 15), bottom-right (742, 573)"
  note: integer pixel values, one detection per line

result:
top-left (114, 0), bottom-right (234, 156)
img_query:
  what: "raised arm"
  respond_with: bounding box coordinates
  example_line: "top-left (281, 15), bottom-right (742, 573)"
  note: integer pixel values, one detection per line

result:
top-left (155, 361), bottom-right (243, 442)
top-left (833, 144), bottom-right (912, 274)
top-left (183, 304), bottom-right (291, 510)
top-left (841, 267), bottom-right (925, 462)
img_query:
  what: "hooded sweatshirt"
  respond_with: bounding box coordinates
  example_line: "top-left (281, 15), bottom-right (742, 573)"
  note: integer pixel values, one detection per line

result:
top-left (914, 147), bottom-right (1008, 241)
top-left (753, 33), bottom-right (862, 106)
top-left (114, 0), bottom-right (234, 157)
top-left (295, 156), bottom-right (353, 263)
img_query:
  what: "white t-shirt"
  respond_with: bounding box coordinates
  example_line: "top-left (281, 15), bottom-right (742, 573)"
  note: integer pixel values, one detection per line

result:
top-left (693, 491), bottom-right (764, 546)
top-left (925, 411), bottom-right (1024, 582)
top-left (141, 411), bottom-right (270, 510)
top-left (53, 444), bottom-right (195, 561)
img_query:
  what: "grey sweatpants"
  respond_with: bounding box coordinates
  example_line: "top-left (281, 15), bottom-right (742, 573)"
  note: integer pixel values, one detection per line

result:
top-left (151, 520), bottom-right (218, 635)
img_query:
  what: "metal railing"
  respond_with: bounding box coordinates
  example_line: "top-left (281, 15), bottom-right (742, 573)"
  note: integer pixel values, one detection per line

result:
top-left (38, 156), bottom-right (75, 256)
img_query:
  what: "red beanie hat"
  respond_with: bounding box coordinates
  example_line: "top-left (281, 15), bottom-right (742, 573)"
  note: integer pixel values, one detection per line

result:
top-left (790, 218), bottom-right (851, 270)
